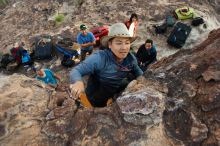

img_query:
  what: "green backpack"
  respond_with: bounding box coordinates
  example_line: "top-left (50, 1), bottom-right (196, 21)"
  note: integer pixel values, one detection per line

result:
top-left (174, 6), bottom-right (195, 20)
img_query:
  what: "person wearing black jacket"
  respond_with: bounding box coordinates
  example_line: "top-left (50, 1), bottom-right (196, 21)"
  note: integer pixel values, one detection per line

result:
top-left (136, 39), bottom-right (157, 71)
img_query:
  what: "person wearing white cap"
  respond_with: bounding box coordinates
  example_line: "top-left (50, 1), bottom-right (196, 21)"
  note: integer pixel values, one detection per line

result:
top-left (70, 23), bottom-right (143, 107)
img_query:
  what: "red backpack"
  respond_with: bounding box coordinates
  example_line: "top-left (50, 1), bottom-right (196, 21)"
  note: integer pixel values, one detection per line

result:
top-left (90, 26), bottom-right (109, 44)
top-left (10, 47), bottom-right (23, 63)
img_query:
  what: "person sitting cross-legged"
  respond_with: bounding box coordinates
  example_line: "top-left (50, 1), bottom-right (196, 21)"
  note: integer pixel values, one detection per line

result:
top-left (136, 39), bottom-right (157, 72)
top-left (77, 24), bottom-right (96, 61)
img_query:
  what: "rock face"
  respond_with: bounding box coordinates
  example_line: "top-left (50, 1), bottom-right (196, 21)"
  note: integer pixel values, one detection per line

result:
top-left (148, 28), bottom-right (220, 145)
top-left (0, 0), bottom-right (220, 59)
top-left (0, 74), bottom-right (53, 146)
top-left (0, 26), bottom-right (219, 146)
top-left (0, 74), bottom-right (169, 146)
top-left (0, 0), bottom-right (220, 146)
top-left (41, 77), bottom-right (168, 146)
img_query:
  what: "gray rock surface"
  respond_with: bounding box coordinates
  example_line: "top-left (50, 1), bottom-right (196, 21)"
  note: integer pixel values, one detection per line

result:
top-left (0, 0), bottom-right (220, 146)
top-left (0, 0), bottom-right (220, 59)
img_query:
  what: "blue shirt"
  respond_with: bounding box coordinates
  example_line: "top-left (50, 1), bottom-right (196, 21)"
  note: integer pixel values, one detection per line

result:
top-left (77, 32), bottom-right (96, 51)
top-left (70, 49), bottom-right (143, 104)
top-left (36, 69), bottom-right (57, 85)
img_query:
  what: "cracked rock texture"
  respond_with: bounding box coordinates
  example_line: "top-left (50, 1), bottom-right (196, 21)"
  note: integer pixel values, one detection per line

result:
top-left (0, 28), bottom-right (219, 145)
top-left (0, 0), bottom-right (220, 146)
top-left (0, 74), bottom-right (56, 146)
top-left (0, 74), bottom-right (169, 146)
top-left (0, 0), bottom-right (220, 59)
top-left (149, 28), bottom-right (220, 146)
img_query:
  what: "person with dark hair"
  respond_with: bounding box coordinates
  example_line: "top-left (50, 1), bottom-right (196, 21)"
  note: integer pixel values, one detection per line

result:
top-left (77, 24), bottom-right (96, 61)
top-left (136, 39), bottom-right (157, 71)
top-left (70, 23), bottom-right (143, 107)
top-left (125, 13), bottom-right (138, 37)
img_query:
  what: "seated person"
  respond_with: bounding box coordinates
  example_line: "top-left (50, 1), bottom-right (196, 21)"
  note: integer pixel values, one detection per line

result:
top-left (35, 68), bottom-right (61, 88)
top-left (70, 23), bottom-right (143, 107)
top-left (136, 39), bottom-right (157, 71)
top-left (77, 24), bottom-right (96, 61)
top-left (125, 13), bottom-right (138, 37)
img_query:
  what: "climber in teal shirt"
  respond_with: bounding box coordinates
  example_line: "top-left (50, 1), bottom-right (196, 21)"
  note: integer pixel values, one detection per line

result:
top-left (36, 68), bottom-right (61, 88)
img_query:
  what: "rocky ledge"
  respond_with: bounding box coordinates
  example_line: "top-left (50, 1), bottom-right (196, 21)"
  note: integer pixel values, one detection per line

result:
top-left (0, 28), bottom-right (219, 146)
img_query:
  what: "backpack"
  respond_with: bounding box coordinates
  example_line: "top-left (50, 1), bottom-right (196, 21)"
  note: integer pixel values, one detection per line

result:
top-left (166, 15), bottom-right (175, 27)
top-left (90, 26), bottom-right (109, 44)
top-left (191, 17), bottom-right (204, 26)
top-left (154, 23), bottom-right (167, 34)
top-left (10, 47), bottom-right (23, 63)
top-left (21, 50), bottom-right (31, 63)
top-left (174, 6), bottom-right (195, 20)
top-left (57, 37), bottom-right (74, 48)
top-left (55, 44), bottom-right (79, 58)
top-left (61, 55), bottom-right (75, 67)
top-left (167, 22), bottom-right (192, 48)
top-left (33, 36), bottom-right (53, 60)
top-left (0, 53), bottom-right (16, 68)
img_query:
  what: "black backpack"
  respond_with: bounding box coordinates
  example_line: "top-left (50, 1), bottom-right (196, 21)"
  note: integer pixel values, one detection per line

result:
top-left (191, 17), bottom-right (204, 26)
top-left (0, 53), bottom-right (16, 68)
top-left (57, 37), bottom-right (74, 48)
top-left (61, 55), bottom-right (75, 67)
top-left (154, 23), bottom-right (167, 34)
top-left (33, 36), bottom-right (53, 60)
top-left (167, 22), bottom-right (191, 48)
